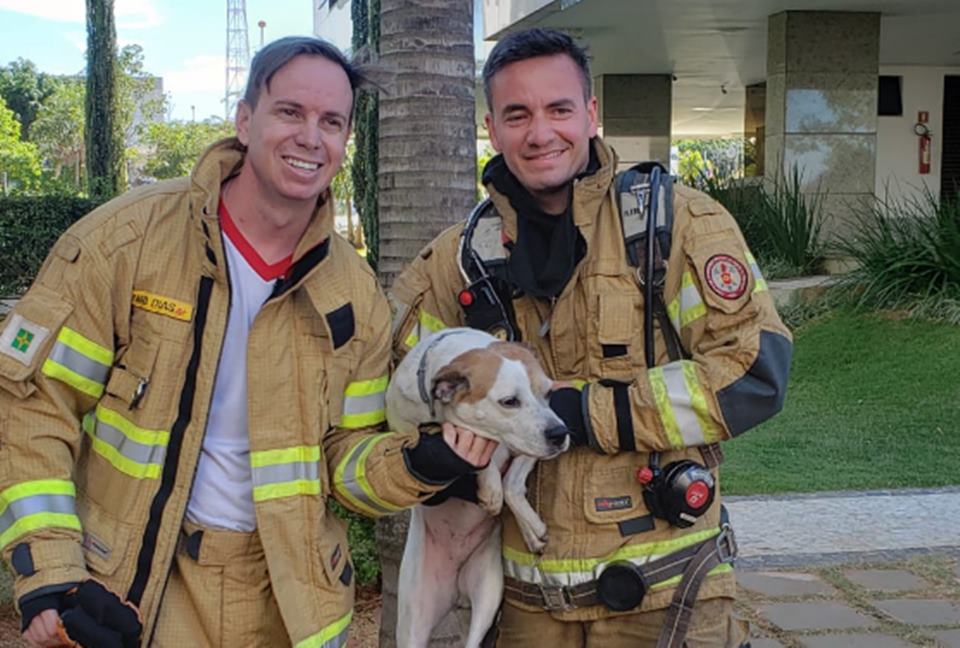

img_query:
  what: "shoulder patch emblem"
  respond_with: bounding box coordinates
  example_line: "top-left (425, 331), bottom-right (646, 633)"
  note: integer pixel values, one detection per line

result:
top-left (132, 290), bottom-right (194, 322)
top-left (704, 254), bottom-right (748, 300)
top-left (0, 314), bottom-right (51, 366)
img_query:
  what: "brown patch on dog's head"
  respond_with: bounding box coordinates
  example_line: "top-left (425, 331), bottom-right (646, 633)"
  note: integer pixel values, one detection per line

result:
top-left (489, 341), bottom-right (551, 395)
top-left (432, 347), bottom-right (503, 405)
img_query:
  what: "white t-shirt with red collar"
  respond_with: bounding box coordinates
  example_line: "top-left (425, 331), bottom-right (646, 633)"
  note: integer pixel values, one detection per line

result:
top-left (185, 200), bottom-right (292, 531)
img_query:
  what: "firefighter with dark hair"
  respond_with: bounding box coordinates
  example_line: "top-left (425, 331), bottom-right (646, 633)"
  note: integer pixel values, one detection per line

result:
top-left (391, 27), bottom-right (792, 647)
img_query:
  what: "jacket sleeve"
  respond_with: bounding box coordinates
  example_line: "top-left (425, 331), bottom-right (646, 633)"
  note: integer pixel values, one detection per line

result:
top-left (0, 231), bottom-right (120, 614)
top-left (323, 283), bottom-right (449, 518)
top-left (582, 191), bottom-right (794, 455)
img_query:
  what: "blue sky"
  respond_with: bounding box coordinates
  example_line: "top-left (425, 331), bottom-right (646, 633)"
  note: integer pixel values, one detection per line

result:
top-left (0, 0), bottom-right (487, 122)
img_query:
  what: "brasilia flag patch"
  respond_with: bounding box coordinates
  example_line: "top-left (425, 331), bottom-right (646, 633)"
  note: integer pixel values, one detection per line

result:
top-left (0, 313), bottom-right (51, 366)
top-left (704, 254), bottom-right (748, 300)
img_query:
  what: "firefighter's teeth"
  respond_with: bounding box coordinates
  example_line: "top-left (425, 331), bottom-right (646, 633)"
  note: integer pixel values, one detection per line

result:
top-left (285, 157), bottom-right (319, 170)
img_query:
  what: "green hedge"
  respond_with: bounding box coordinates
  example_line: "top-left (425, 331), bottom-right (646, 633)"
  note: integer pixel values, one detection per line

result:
top-left (0, 196), bottom-right (102, 295)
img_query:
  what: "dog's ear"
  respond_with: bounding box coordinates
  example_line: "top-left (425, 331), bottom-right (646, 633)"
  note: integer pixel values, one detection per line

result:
top-left (432, 369), bottom-right (469, 404)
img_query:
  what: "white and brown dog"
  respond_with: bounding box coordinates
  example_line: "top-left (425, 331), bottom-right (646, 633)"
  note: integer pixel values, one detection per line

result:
top-left (388, 328), bottom-right (569, 648)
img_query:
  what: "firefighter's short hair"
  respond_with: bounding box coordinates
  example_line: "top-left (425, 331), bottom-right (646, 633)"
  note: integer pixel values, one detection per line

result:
top-left (482, 28), bottom-right (592, 110)
top-left (242, 36), bottom-right (367, 122)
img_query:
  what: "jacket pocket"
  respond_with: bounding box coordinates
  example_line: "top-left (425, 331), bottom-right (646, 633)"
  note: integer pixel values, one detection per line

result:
top-left (595, 289), bottom-right (640, 380)
top-left (315, 508), bottom-right (353, 589)
top-left (582, 462), bottom-right (648, 526)
top-left (76, 497), bottom-right (135, 578)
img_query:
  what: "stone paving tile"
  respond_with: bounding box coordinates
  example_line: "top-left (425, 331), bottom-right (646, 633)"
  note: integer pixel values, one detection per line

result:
top-left (872, 599), bottom-right (960, 625)
top-left (748, 639), bottom-right (786, 648)
top-left (934, 629), bottom-right (960, 648)
top-left (759, 602), bottom-right (876, 631)
top-left (799, 634), bottom-right (914, 648)
top-left (843, 569), bottom-right (926, 592)
top-left (738, 571), bottom-right (836, 597)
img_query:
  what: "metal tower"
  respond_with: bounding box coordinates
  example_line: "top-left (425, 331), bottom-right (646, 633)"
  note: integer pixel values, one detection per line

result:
top-left (225, 0), bottom-right (250, 120)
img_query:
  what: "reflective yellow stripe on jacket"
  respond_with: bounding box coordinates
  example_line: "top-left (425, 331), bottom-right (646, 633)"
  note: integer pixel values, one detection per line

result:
top-left (340, 375), bottom-right (387, 429)
top-left (667, 271), bottom-right (706, 332)
top-left (745, 251), bottom-right (769, 293)
top-left (0, 480), bottom-right (81, 550)
top-left (403, 309), bottom-right (447, 349)
top-left (83, 404), bottom-right (169, 479)
top-left (503, 527), bottom-right (732, 589)
top-left (295, 610), bottom-right (352, 648)
top-left (649, 360), bottom-right (722, 448)
top-left (41, 327), bottom-right (114, 398)
top-left (251, 446), bottom-right (322, 502)
top-left (332, 434), bottom-right (402, 517)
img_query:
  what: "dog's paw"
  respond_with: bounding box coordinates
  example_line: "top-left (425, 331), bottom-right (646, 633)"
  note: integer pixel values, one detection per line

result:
top-left (477, 481), bottom-right (503, 516)
top-left (520, 519), bottom-right (548, 554)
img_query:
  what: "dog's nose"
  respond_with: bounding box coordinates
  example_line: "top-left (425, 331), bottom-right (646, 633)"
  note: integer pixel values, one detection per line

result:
top-left (545, 425), bottom-right (570, 447)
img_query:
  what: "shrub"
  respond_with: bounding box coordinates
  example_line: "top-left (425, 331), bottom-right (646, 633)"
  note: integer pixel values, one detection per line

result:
top-left (699, 167), bottom-right (825, 278)
top-left (0, 195), bottom-right (101, 295)
top-left (832, 189), bottom-right (960, 324)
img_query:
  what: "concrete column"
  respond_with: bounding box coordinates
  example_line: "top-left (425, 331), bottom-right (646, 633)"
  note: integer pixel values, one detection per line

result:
top-left (594, 74), bottom-right (671, 167)
top-left (765, 11), bottom-right (880, 237)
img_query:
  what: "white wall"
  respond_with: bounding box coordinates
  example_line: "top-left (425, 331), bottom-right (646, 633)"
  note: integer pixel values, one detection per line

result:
top-left (876, 65), bottom-right (960, 204)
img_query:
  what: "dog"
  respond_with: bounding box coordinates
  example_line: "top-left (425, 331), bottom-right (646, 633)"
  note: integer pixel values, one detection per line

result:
top-left (388, 328), bottom-right (570, 648)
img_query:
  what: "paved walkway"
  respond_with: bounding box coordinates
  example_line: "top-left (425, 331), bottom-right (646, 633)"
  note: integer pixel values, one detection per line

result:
top-left (727, 487), bottom-right (960, 648)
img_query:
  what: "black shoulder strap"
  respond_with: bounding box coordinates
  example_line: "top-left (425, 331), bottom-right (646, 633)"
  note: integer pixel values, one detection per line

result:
top-left (614, 162), bottom-right (686, 363)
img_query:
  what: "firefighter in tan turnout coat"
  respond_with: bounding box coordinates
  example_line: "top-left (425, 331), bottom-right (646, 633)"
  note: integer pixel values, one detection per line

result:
top-left (0, 38), bottom-right (494, 648)
top-left (391, 28), bottom-right (792, 647)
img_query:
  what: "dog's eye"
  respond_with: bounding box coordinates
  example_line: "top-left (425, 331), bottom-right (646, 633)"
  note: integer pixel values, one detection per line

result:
top-left (498, 396), bottom-right (521, 409)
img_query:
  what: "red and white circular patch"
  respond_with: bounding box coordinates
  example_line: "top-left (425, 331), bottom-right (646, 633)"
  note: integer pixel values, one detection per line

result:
top-left (704, 254), bottom-right (748, 300)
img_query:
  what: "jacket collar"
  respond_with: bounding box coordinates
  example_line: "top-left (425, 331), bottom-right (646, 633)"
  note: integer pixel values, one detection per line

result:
top-left (189, 138), bottom-right (335, 287)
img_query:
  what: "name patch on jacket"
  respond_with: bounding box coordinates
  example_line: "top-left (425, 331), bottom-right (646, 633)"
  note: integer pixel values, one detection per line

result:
top-left (594, 496), bottom-right (633, 512)
top-left (132, 290), bottom-right (194, 322)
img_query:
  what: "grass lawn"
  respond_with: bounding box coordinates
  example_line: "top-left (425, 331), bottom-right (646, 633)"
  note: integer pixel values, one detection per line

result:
top-left (722, 310), bottom-right (960, 495)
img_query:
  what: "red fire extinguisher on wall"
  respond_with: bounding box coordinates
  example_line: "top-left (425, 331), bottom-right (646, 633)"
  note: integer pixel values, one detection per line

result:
top-left (915, 111), bottom-right (932, 175)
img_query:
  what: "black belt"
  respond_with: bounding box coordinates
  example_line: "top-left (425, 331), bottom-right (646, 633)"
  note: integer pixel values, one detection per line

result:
top-left (503, 525), bottom-right (737, 613)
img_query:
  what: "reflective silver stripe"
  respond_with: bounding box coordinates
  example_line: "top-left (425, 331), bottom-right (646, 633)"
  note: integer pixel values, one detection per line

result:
top-left (323, 628), bottom-right (349, 648)
top-left (88, 414), bottom-right (167, 466)
top-left (0, 494), bottom-right (76, 536)
top-left (661, 363), bottom-right (706, 446)
top-left (48, 341), bottom-right (110, 385)
top-left (503, 549), bottom-right (677, 588)
top-left (342, 392), bottom-right (385, 416)
top-left (338, 437), bottom-right (396, 516)
top-left (252, 461), bottom-right (320, 488)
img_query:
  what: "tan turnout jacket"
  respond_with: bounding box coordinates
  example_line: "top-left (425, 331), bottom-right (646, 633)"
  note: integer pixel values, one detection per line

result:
top-left (0, 139), bottom-right (443, 646)
top-left (391, 139), bottom-right (793, 620)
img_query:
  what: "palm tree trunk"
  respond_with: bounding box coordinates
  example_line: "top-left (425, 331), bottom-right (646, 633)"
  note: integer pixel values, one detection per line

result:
top-left (376, 1), bottom-right (477, 646)
top-left (376, 0), bottom-right (476, 291)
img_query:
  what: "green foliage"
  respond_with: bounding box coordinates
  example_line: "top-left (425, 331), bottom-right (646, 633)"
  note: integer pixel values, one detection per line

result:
top-left (31, 80), bottom-right (85, 191)
top-left (477, 143), bottom-right (495, 199)
top-left (141, 119), bottom-right (233, 179)
top-left (701, 166), bottom-right (825, 278)
top-left (0, 196), bottom-right (102, 295)
top-left (0, 58), bottom-right (61, 140)
top-left (723, 311), bottom-right (960, 495)
top-left (328, 501), bottom-right (380, 585)
top-left (85, 0), bottom-right (124, 200)
top-left (675, 138), bottom-right (744, 185)
top-left (0, 97), bottom-right (42, 194)
top-left (832, 189), bottom-right (960, 324)
top-left (351, 0), bottom-right (380, 271)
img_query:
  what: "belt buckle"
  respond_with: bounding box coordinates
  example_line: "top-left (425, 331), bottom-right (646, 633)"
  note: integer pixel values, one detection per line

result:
top-left (715, 523), bottom-right (738, 564)
top-left (539, 583), bottom-right (573, 611)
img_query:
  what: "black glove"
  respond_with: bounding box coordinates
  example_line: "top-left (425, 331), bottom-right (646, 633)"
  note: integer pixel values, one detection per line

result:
top-left (422, 473), bottom-right (479, 506)
top-left (19, 588), bottom-right (70, 633)
top-left (549, 388), bottom-right (588, 446)
top-left (60, 580), bottom-right (143, 648)
top-left (403, 431), bottom-right (480, 485)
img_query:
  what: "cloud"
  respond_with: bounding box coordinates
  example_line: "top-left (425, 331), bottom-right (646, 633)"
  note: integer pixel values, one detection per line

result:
top-left (0, 0), bottom-right (162, 28)
top-left (162, 54), bottom-right (227, 94)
